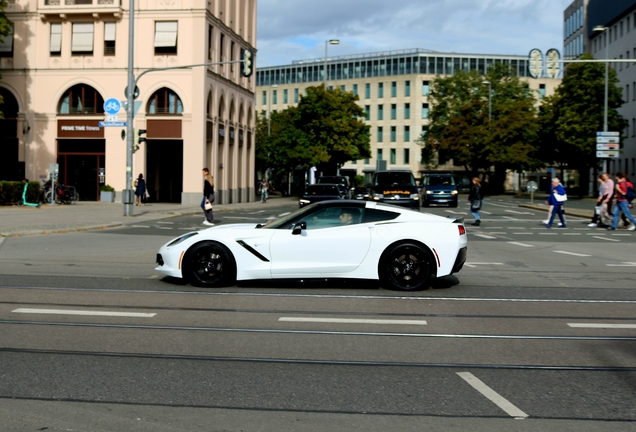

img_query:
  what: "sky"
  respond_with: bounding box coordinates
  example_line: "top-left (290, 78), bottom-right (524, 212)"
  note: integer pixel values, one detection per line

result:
top-left (256, 0), bottom-right (573, 67)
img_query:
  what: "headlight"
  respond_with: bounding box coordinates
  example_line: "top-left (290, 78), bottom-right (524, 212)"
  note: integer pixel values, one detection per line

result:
top-left (426, 190), bottom-right (434, 194)
top-left (451, 190), bottom-right (458, 195)
top-left (373, 193), bottom-right (383, 200)
top-left (167, 232), bottom-right (198, 246)
top-left (410, 194), bottom-right (419, 200)
top-left (299, 199), bottom-right (310, 204)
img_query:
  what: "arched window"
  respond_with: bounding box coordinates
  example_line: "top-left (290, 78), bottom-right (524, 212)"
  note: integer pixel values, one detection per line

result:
top-left (58, 84), bottom-right (104, 115)
top-left (147, 87), bottom-right (183, 115)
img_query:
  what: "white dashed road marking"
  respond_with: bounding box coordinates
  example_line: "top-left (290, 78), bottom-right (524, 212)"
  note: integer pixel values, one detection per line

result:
top-left (279, 317), bottom-right (427, 325)
top-left (593, 236), bottom-right (620, 242)
top-left (553, 251), bottom-right (592, 257)
top-left (457, 372), bottom-right (529, 419)
top-left (508, 242), bottom-right (534, 247)
top-left (606, 262), bottom-right (636, 267)
top-left (12, 308), bottom-right (156, 317)
top-left (568, 323), bottom-right (636, 329)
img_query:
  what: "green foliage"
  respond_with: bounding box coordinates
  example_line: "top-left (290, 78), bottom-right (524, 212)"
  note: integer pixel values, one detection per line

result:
top-left (0, 181), bottom-right (40, 205)
top-left (255, 86), bottom-right (371, 175)
top-left (99, 184), bottom-right (115, 192)
top-left (537, 54), bottom-right (627, 172)
top-left (423, 64), bottom-right (542, 178)
top-left (353, 174), bottom-right (365, 186)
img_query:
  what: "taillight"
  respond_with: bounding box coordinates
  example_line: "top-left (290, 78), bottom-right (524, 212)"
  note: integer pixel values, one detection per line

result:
top-left (458, 225), bottom-right (466, 235)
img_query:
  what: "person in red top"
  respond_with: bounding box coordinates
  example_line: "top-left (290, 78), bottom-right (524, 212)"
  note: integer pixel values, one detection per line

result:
top-left (608, 172), bottom-right (636, 231)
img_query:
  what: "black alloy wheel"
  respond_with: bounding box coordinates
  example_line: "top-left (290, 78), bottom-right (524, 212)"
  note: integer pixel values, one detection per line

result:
top-left (379, 242), bottom-right (433, 291)
top-left (184, 241), bottom-right (236, 287)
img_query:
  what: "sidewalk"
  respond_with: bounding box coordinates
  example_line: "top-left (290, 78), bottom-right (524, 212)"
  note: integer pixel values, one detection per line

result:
top-left (0, 196), bottom-right (298, 237)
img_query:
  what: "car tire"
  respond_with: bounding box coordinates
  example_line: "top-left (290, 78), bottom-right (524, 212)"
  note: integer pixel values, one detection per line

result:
top-left (183, 241), bottom-right (236, 287)
top-left (450, 202), bottom-right (458, 208)
top-left (378, 242), bottom-right (434, 291)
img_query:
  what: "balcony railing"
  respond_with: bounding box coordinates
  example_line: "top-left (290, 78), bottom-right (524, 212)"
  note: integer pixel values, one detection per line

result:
top-left (44, 0), bottom-right (116, 4)
top-left (40, 0), bottom-right (122, 17)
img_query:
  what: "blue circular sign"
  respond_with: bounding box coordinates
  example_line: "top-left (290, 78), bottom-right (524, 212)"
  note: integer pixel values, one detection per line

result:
top-left (103, 98), bottom-right (122, 115)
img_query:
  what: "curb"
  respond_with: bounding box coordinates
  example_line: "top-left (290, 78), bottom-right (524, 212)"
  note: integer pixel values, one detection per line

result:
top-left (518, 203), bottom-right (592, 219)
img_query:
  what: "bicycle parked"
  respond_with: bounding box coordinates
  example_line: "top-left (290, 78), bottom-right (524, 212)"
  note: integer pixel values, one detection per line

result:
top-left (39, 181), bottom-right (79, 204)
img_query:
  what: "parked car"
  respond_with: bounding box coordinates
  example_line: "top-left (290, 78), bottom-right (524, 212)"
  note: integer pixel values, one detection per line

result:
top-left (369, 170), bottom-right (421, 209)
top-left (317, 176), bottom-right (353, 198)
top-left (420, 173), bottom-right (459, 207)
top-left (155, 200), bottom-right (468, 291)
top-left (298, 184), bottom-right (344, 207)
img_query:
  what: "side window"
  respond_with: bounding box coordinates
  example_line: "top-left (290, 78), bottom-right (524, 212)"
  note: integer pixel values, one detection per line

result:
top-left (362, 208), bottom-right (400, 223)
top-left (305, 207), bottom-right (363, 229)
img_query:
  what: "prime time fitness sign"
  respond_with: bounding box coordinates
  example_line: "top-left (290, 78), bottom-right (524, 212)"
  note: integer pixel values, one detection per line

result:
top-left (57, 120), bottom-right (104, 138)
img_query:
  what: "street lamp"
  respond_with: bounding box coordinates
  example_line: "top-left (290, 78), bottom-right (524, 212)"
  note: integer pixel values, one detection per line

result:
top-left (324, 39), bottom-right (340, 88)
top-left (482, 80), bottom-right (492, 121)
top-left (593, 25), bottom-right (609, 132)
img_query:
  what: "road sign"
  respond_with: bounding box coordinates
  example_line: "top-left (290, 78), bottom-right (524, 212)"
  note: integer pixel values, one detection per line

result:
top-left (597, 143), bottom-right (619, 150)
top-left (526, 181), bottom-right (538, 192)
top-left (99, 121), bottom-right (127, 127)
top-left (596, 136), bottom-right (620, 144)
top-left (597, 131), bottom-right (620, 136)
top-left (597, 150), bottom-right (619, 158)
top-left (103, 98), bottom-right (122, 115)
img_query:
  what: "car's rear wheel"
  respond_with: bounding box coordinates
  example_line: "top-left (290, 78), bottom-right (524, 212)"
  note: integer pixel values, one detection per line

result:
top-left (183, 241), bottom-right (236, 287)
top-left (379, 242), bottom-right (433, 291)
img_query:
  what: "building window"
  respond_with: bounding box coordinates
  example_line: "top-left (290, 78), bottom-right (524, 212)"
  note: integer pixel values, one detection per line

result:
top-left (208, 25), bottom-right (213, 60)
top-left (283, 89), bottom-right (288, 104)
top-left (72, 23), bottom-right (94, 55)
top-left (390, 104), bottom-right (397, 120)
top-left (365, 83), bottom-right (371, 98)
top-left (0, 23), bottom-right (13, 57)
top-left (104, 22), bottom-right (116, 56)
top-left (422, 80), bottom-right (430, 96)
top-left (404, 103), bottom-right (410, 119)
top-left (390, 148), bottom-right (396, 164)
top-left (364, 105), bottom-right (370, 119)
top-left (390, 126), bottom-right (396, 142)
top-left (422, 103), bottom-right (429, 119)
top-left (377, 149), bottom-right (383, 160)
top-left (50, 23), bottom-right (62, 56)
top-left (272, 89), bottom-right (277, 105)
top-left (633, 118), bottom-right (635, 136)
top-left (404, 148), bottom-right (410, 164)
top-left (539, 84), bottom-right (546, 99)
top-left (294, 88), bottom-right (299, 103)
top-left (405, 80), bottom-right (411, 97)
top-left (147, 88), bottom-right (183, 114)
top-left (378, 126), bottom-right (383, 143)
top-left (378, 104), bottom-right (384, 120)
top-left (262, 91), bottom-right (266, 105)
top-left (391, 81), bottom-right (397, 97)
top-left (154, 21), bottom-right (178, 55)
top-left (58, 84), bottom-right (104, 115)
top-left (340, 85), bottom-right (346, 92)
top-left (219, 33), bottom-right (224, 62)
top-left (378, 82), bottom-right (384, 98)
top-left (353, 84), bottom-right (358, 96)
top-left (404, 125), bottom-right (410, 142)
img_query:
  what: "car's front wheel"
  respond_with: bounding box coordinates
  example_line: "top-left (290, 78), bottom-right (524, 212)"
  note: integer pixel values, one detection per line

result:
top-left (183, 241), bottom-right (236, 287)
top-left (379, 242), bottom-right (434, 291)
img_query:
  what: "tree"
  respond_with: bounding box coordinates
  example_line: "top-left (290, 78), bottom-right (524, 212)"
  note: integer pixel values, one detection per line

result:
top-left (537, 54), bottom-right (627, 185)
top-left (421, 64), bottom-right (541, 192)
top-left (254, 85), bottom-right (371, 178)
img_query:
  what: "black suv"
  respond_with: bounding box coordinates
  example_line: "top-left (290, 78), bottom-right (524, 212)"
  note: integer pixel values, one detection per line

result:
top-left (420, 173), bottom-right (459, 207)
top-left (369, 171), bottom-right (420, 209)
top-left (317, 176), bottom-right (353, 199)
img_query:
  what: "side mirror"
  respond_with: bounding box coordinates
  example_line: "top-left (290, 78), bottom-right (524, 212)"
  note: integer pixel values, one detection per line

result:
top-left (292, 221), bottom-right (306, 235)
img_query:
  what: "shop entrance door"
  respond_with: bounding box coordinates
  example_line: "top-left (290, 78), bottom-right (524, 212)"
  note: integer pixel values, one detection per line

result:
top-left (146, 139), bottom-right (183, 203)
top-left (57, 139), bottom-right (105, 201)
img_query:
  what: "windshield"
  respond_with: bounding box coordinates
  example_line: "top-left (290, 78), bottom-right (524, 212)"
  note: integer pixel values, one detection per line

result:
top-left (427, 175), bottom-right (456, 186)
top-left (374, 172), bottom-right (415, 187)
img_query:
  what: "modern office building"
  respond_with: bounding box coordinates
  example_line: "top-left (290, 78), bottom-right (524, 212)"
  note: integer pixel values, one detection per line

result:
top-left (255, 48), bottom-right (561, 184)
top-left (587, 0), bottom-right (636, 178)
top-left (564, 0), bottom-right (590, 59)
top-left (0, 0), bottom-right (256, 205)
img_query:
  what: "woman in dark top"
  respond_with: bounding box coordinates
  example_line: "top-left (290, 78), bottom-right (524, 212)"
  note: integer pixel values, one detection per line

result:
top-left (202, 167), bottom-right (215, 226)
top-left (468, 177), bottom-right (482, 226)
top-left (134, 173), bottom-right (146, 206)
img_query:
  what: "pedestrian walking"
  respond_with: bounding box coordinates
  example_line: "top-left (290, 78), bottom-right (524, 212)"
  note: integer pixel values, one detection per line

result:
top-left (589, 175), bottom-right (611, 227)
top-left (201, 167), bottom-right (215, 226)
top-left (468, 177), bottom-right (483, 226)
top-left (608, 172), bottom-right (636, 231)
top-left (259, 178), bottom-right (270, 203)
top-left (134, 173), bottom-right (146, 206)
top-left (545, 177), bottom-right (567, 228)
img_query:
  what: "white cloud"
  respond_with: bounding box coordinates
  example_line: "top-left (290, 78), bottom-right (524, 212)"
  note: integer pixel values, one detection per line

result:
top-left (256, 0), bottom-right (572, 66)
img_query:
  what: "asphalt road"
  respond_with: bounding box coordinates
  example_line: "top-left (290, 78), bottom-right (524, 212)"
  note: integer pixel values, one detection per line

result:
top-left (0, 196), bottom-right (635, 431)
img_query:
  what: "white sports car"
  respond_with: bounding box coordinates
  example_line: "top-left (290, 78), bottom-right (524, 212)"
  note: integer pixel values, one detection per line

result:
top-left (155, 200), bottom-right (467, 291)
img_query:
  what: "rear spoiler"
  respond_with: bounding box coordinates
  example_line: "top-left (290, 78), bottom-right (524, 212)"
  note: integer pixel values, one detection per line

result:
top-left (447, 215), bottom-right (464, 224)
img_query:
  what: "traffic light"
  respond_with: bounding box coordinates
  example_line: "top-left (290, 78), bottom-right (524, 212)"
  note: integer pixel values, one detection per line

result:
top-left (134, 128), bottom-right (147, 153)
top-left (241, 49), bottom-right (254, 77)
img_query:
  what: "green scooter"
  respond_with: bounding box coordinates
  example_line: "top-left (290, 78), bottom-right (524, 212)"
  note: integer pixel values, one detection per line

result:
top-left (18, 182), bottom-right (41, 208)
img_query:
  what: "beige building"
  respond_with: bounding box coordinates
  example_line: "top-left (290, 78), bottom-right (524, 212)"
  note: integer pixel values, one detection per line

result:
top-left (0, 0), bottom-right (256, 205)
top-left (255, 49), bottom-right (561, 186)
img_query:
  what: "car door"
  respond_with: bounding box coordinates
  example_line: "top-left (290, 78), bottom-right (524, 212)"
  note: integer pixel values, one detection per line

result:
top-left (268, 206), bottom-right (371, 276)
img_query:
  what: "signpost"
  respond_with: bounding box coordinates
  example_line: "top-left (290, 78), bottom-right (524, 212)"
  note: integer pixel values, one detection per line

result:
top-left (526, 180), bottom-right (538, 204)
top-left (100, 98), bottom-right (126, 127)
top-left (596, 131), bottom-right (620, 159)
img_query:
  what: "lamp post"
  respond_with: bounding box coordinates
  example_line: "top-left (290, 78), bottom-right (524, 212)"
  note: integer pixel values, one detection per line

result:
top-left (324, 39), bottom-right (340, 89)
top-left (482, 80), bottom-right (492, 121)
top-left (593, 25), bottom-right (609, 132)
